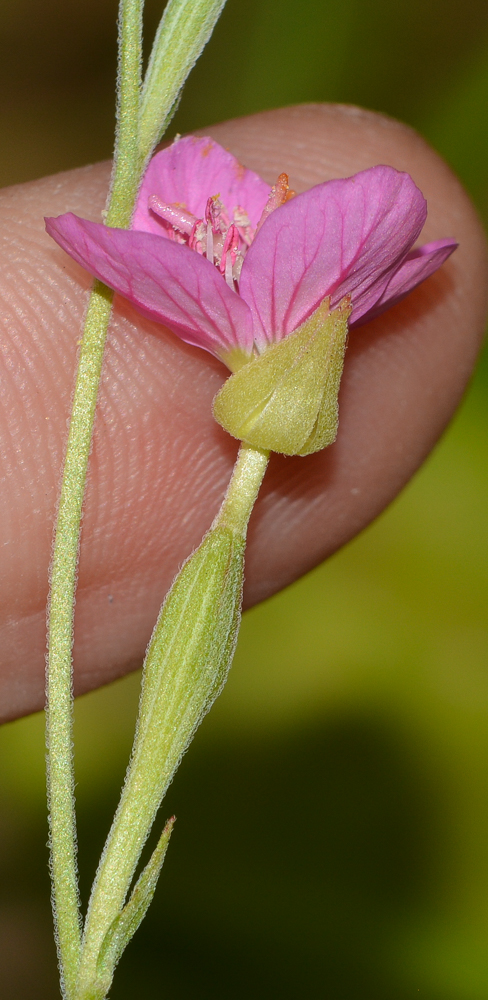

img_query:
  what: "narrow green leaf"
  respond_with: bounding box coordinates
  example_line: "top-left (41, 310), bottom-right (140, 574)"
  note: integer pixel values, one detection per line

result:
top-left (213, 298), bottom-right (352, 456)
top-left (94, 818), bottom-right (175, 995)
top-left (139, 0), bottom-right (228, 163)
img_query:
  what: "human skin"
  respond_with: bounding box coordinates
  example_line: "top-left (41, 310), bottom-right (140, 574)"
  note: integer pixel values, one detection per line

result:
top-left (0, 103), bottom-right (486, 722)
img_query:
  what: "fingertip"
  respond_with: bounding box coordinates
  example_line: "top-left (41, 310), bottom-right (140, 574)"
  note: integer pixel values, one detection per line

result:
top-left (0, 104), bottom-right (486, 718)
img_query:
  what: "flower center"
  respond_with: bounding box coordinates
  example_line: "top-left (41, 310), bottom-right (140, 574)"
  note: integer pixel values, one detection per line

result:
top-left (147, 173), bottom-right (294, 291)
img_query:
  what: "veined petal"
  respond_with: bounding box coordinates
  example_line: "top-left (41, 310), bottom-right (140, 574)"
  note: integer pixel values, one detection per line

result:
top-left (45, 213), bottom-right (253, 360)
top-left (352, 238), bottom-right (458, 325)
top-left (239, 165), bottom-right (428, 348)
top-left (133, 136), bottom-right (271, 237)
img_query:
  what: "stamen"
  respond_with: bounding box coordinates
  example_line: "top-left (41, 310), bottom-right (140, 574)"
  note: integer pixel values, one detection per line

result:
top-left (148, 195), bottom-right (196, 235)
top-left (205, 195), bottom-right (226, 234)
top-left (255, 173), bottom-right (295, 235)
top-left (225, 253), bottom-right (234, 289)
top-left (189, 220), bottom-right (206, 254)
top-left (213, 234), bottom-right (224, 266)
top-left (220, 224), bottom-right (240, 289)
top-left (206, 221), bottom-right (214, 262)
top-left (232, 252), bottom-right (244, 282)
top-left (233, 206), bottom-right (253, 247)
top-left (220, 205), bottom-right (231, 230)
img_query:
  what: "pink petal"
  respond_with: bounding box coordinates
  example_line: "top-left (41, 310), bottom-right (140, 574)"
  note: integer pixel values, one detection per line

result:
top-left (352, 238), bottom-right (458, 325)
top-left (45, 213), bottom-right (253, 359)
top-left (133, 136), bottom-right (271, 236)
top-left (239, 166), bottom-right (428, 349)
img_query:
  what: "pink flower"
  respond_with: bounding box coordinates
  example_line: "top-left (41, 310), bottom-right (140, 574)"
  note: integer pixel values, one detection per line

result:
top-left (46, 135), bottom-right (457, 370)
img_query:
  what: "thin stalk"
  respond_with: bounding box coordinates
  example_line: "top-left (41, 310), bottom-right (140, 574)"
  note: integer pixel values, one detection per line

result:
top-left (106, 0), bottom-right (144, 226)
top-left (75, 444), bottom-right (269, 996)
top-left (46, 0), bottom-right (143, 993)
top-left (213, 442), bottom-right (270, 534)
top-left (47, 283), bottom-right (114, 999)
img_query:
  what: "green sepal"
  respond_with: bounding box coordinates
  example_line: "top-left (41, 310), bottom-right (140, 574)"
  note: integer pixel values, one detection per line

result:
top-left (213, 297), bottom-right (351, 456)
top-left (91, 818), bottom-right (175, 999)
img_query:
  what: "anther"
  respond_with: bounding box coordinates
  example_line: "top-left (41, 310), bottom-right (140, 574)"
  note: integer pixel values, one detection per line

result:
top-left (220, 224), bottom-right (240, 289)
top-left (148, 195), bottom-right (196, 236)
top-left (255, 174), bottom-right (295, 235)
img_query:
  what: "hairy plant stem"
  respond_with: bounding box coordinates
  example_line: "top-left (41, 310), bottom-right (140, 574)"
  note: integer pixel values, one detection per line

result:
top-left (47, 283), bottom-right (114, 999)
top-left (46, 0), bottom-right (143, 993)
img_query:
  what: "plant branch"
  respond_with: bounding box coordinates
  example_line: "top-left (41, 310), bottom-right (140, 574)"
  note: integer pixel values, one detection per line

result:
top-left (75, 444), bottom-right (269, 997)
top-left (46, 0), bottom-right (144, 992)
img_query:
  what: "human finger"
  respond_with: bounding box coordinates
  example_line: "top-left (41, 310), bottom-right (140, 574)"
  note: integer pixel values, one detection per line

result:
top-left (0, 104), bottom-right (485, 720)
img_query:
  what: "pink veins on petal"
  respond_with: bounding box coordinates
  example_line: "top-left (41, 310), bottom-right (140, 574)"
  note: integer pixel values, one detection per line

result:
top-left (45, 134), bottom-right (458, 367)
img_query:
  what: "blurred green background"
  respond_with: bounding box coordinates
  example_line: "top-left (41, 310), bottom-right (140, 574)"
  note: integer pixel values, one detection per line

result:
top-left (1, 0), bottom-right (488, 996)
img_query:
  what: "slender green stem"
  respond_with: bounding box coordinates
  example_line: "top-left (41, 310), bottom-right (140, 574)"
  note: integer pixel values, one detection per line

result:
top-left (47, 283), bottom-right (114, 999)
top-left (75, 444), bottom-right (269, 997)
top-left (46, 0), bottom-right (143, 993)
top-left (106, 0), bottom-right (144, 227)
top-left (213, 442), bottom-right (270, 534)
